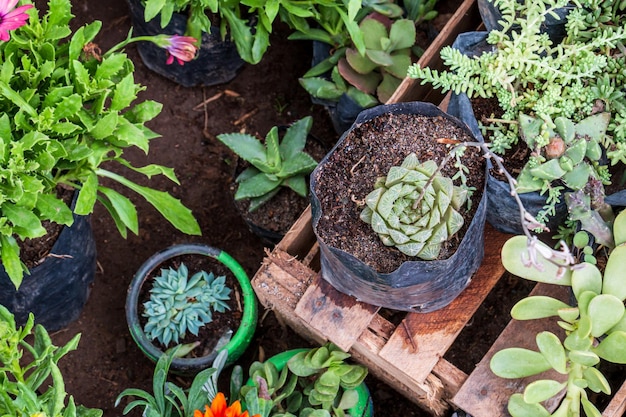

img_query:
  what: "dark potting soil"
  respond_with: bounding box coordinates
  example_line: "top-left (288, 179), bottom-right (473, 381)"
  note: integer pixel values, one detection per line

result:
top-left (314, 113), bottom-right (485, 273)
top-left (136, 253), bottom-right (243, 359)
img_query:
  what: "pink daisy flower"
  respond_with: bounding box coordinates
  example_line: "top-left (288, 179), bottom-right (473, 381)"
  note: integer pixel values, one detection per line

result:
top-left (163, 35), bottom-right (198, 65)
top-left (0, 0), bottom-right (33, 41)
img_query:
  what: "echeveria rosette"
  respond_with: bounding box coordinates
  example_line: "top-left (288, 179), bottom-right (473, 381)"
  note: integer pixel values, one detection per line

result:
top-left (360, 153), bottom-right (468, 260)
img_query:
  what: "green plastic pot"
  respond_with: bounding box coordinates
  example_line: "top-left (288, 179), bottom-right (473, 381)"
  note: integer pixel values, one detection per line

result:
top-left (125, 243), bottom-right (258, 374)
top-left (247, 349), bottom-right (374, 417)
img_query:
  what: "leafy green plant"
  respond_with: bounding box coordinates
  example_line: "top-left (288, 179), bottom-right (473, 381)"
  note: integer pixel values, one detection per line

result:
top-left (235, 343), bottom-right (368, 417)
top-left (359, 153), bottom-right (468, 260)
top-left (216, 116), bottom-right (318, 212)
top-left (407, 0), bottom-right (626, 225)
top-left (0, 0), bottom-right (201, 289)
top-left (492, 208), bottom-right (626, 417)
top-left (143, 263), bottom-right (231, 346)
top-left (116, 347), bottom-right (229, 417)
top-left (0, 305), bottom-right (102, 417)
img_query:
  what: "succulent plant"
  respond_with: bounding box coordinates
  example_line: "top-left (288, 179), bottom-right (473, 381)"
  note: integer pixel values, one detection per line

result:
top-left (494, 208), bottom-right (626, 417)
top-left (359, 153), bottom-right (468, 260)
top-left (217, 116), bottom-right (319, 212)
top-left (300, 14), bottom-right (418, 105)
top-left (515, 112), bottom-right (610, 194)
top-left (237, 343), bottom-right (368, 417)
top-left (143, 263), bottom-right (231, 346)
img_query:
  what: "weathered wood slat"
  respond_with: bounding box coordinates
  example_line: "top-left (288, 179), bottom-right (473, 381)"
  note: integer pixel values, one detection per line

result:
top-left (603, 379), bottom-right (626, 417)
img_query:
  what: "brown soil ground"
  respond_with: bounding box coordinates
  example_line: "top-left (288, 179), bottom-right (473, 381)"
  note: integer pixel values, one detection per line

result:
top-left (23, 1), bottom-right (621, 417)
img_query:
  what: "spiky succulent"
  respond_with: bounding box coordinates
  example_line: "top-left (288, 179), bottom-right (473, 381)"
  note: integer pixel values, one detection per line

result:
top-left (360, 153), bottom-right (468, 260)
top-left (143, 263), bottom-right (231, 346)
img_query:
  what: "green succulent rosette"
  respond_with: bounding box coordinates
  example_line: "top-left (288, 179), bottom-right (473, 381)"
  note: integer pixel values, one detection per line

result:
top-left (360, 153), bottom-right (468, 260)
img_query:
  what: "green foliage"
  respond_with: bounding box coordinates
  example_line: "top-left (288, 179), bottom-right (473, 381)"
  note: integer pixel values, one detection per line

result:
top-left (0, 0), bottom-right (200, 289)
top-left (360, 153), bottom-right (468, 260)
top-left (217, 116), bottom-right (318, 212)
top-left (494, 209), bottom-right (626, 417)
top-left (236, 343), bottom-right (368, 417)
top-left (296, 0), bottom-right (436, 107)
top-left (408, 0), bottom-right (626, 225)
top-left (116, 347), bottom-right (228, 417)
top-left (0, 305), bottom-right (102, 417)
top-left (143, 263), bottom-right (231, 346)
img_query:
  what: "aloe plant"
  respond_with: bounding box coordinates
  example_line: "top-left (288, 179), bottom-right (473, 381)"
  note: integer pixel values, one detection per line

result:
top-left (217, 116), bottom-right (318, 212)
top-left (493, 208), bottom-right (626, 417)
top-left (360, 153), bottom-right (468, 260)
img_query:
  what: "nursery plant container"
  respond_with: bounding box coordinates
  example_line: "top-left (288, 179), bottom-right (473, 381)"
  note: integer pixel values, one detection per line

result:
top-left (446, 31), bottom-right (568, 235)
top-left (0, 192), bottom-right (97, 332)
top-left (126, 0), bottom-right (244, 87)
top-left (310, 101), bottom-right (488, 312)
top-left (125, 243), bottom-right (258, 374)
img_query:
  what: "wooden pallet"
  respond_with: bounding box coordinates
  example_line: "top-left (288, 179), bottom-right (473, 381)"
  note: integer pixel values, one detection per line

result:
top-left (251, 207), bottom-right (626, 417)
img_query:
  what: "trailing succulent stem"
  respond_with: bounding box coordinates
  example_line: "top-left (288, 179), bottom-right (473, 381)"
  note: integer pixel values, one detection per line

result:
top-left (143, 263), bottom-right (231, 346)
top-left (217, 116), bottom-right (318, 212)
top-left (360, 153), bottom-right (468, 260)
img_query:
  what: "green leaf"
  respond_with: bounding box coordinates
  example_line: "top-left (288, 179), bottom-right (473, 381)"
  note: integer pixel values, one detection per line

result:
top-left (236, 174), bottom-right (281, 200)
top-left (2, 203), bottom-right (46, 238)
top-left (36, 194), bottom-right (74, 226)
top-left (569, 350), bottom-right (600, 366)
top-left (536, 331), bottom-right (566, 374)
top-left (0, 235), bottom-right (25, 289)
top-left (581, 396), bottom-right (602, 417)
top-left (490, 348), bottom-right (552, 378)
top-left (588, 294), bottom-right (625, 337)
top-left (511, 296), bottom-right (570, 320)
top-left (74, 171), bottom-right (99, 216)
top-left (90, 112), bottom-right (119, 140)
top-left (501, 236), bottom-right (572, 285)
top-left (603, 245), bottom-right (626, 301)
top-left (279, 116), bottom-right (312, 160)
top-left (217, 133), bottom-right (268, 164)
top-left (111, 74), bottom-right (137, 111)
top-left (523, 379), bottom-right (565, 404)
top-left (507, 393), bottom-right (550, 417)
top-left (583, 366), bottom-right (611, 394)
top-left (98, 186), bottom-right (139, 235)
top-left (571, 263), bottom-right (602, 300)
top-left (593, 331), bottom-right (626, 363)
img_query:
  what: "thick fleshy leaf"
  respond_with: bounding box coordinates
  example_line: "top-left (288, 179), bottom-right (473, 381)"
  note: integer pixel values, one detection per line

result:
top-left (536, 331), bottom-right (566, 374)
top-left (511, 296), bottom-right (570, 320)
top-left (593, 331), bottom-right (626, 363)
top-left (501, 236), bottom-right (572, 285)
top-left (583, 366), bottom-right (611, 394)
top-left (507, 393), bottom-right (550, 417)
top-left (523, 379), bottom-right (566, 404)
top-left (602, 245), bottom-right (626, 301)
top-left (571, 263), bottom-right (602, 300)
top-left (588, 294), bottom-right (625, 337)
top-left (490, 348), bottom-right (551, 378)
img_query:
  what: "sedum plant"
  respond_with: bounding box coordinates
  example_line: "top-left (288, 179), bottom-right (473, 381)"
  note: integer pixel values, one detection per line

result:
top-left (407, 0), bottom-right (626, 225)
top-left (492, 208), bottom-right (626, 417)
top-left (143, 263), bottom-right (231, 346)
top-left (217, 116), bottom-right (318, 212)
top-left (359, 153), bottom-right (468, 260)
top-left (0, 305), bottom-right (103, 417)
top-left (235, 343), bottom-right (368, 417)
top-left (0, 0), bottom-right (201, 289)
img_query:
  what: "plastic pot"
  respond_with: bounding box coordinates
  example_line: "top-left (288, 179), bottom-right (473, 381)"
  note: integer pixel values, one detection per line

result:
top-left (126, 0), bottom-right (244, 87)
top-left (126, 243), bottom-right (258, 374)
top-left (310, 101), bottom-right (488, 312)
top-left (247, 349), bottom-right (374, 417)
top-left (446, 31), bottom-right (568, 235)
top-left (0, 193), bottom-right (97, 332)
top-left (477, 0), bottom-right (574, 44)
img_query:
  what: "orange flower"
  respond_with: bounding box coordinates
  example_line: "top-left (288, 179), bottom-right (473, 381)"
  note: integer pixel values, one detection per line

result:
top-left (193, 392), bottom-right (260, 417)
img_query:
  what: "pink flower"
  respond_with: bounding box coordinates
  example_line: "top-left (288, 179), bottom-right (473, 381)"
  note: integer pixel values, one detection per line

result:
top-left (163, 35), bottom-right (198, 65)
top-left (0, 0), bottom-right (33, 41)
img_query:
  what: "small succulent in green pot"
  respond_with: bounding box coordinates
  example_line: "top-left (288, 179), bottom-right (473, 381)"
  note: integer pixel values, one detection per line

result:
top-left (360, 153), bottom-right (467, 260)
top-left (217, 116), bottom-right (318, 212)
top-left (143, 263), bottom-right (232, 346)
top-left (492, 208), bottom-right (626, 417)
top-left (0, 0), bottom-right (201, 289)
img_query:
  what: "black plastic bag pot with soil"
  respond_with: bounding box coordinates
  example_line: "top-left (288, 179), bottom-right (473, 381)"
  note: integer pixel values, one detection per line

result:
top-left (310, 101), bottom-right (488, 312)
top-left (0, 194), bottom-right (97, 332)
top-left (126, 0), bottom-right (244, 87)
top-left (446, 31), bottom-right (568, 235)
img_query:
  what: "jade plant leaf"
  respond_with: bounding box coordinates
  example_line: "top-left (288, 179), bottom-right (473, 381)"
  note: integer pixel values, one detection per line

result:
top-left (536, 331), bottom-right (566, 374)
top-left (511, 296), bottom-right (571, 320)
top-left (592, 331), bottom-right (626, 363)
top-left (571, 263), bottom-right (602, 300)
top-left (501, 236), bottom-right (572, 285)
top-left (523, 379), bottom-right (566, 404)
top-left (602, 245), bottom-right (626, 301)
top-left (507, 393), bottom-right (550, 417)
top-left (490, 348), bottom-right (552, 378)
top-left (588, 294), bottom-right (625, 337)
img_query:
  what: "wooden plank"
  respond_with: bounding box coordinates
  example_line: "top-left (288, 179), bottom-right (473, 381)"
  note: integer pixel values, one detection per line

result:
top-left (387, 0), bottom-right (479, 105)
top-left (294, 274), bottom-right (380, 352)
top-left (377, 223), bottom-right (510, 384)
top-left (452, 283), bottom-right (571, 417)
top-left (603, 379), bottom-right (626, 417)
top-left (277, 206), bottom-right (316, 256)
